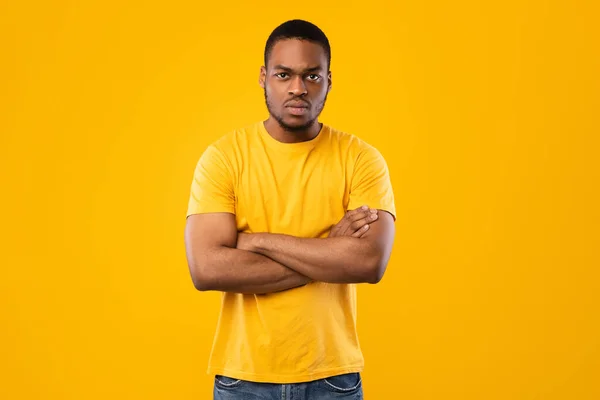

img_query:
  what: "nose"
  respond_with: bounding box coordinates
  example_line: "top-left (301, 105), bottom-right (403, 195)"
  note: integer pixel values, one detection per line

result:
top-left (288, 76), bottom-right (307, 96)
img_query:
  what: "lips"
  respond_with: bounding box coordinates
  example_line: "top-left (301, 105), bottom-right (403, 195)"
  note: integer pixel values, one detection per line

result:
top-left (287, 106), bottom-right (309, 116)
top-left (285, 101), bottom-right (310, 108)
top-left (285, 100), bottom-right (310, 116)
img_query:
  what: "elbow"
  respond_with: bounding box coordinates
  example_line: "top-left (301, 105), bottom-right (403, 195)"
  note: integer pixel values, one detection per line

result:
top-left (193, 277), bottom-right (213, 292)
top-left (365, 268), bottom-right (385, 284)
top-left (189, 262), bottom-right (215, 292)
top-left (363, 256), bottom-right (387, 284)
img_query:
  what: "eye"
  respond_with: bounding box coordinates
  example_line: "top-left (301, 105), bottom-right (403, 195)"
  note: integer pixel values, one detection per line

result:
top-left (307, 74), bottom-right (321, 81)
top-left (275, 72), bottom-right (289, 79)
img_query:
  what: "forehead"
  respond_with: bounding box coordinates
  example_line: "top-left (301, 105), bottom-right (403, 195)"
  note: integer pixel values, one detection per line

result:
top-left (268, 39), bottom-right (327, 69)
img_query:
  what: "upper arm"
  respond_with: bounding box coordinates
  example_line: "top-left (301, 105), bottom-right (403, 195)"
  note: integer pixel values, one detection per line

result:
top-left (184, 213), bottom-right (238, 290)
top-left (347, 144), bottom-right (396, 221)
top-left (185, 144), bottom-right (237, 284)
top-left (185, 142), bottom-right (237, 259)
top-left (361, 210), bottom-right (396, 281)
top-left (347, 144), bottom-right (396, 281)
top-left (184, 213), bottom-right (237, 269)
top-left (186, 144), bottom-right (235, 217)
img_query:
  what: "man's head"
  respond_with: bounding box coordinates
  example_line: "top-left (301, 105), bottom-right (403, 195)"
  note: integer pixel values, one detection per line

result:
top-left (260, 19), bottom-right (332, 132)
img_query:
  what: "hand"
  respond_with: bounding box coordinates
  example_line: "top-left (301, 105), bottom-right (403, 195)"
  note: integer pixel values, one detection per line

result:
top-left (328, 205), bottom-right (379, 238)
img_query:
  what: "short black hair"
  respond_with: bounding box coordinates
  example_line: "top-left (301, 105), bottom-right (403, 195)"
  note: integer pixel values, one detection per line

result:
top-left (264, 19), bottom-right (331, 70)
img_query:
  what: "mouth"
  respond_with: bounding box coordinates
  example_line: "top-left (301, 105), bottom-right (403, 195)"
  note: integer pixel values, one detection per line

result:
top-left (286, 106), bottom-right (309, 116)
top-left (285, 101), bottom-right (310, 116)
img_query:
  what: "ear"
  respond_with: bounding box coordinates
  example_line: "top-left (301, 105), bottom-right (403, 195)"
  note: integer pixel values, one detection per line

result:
top-left (327, 70), bottom-right (332, 92)
top-left (259, 66), bottom-right (266, 88)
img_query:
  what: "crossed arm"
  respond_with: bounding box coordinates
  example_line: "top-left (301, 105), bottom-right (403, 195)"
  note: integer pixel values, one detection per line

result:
top-left (184, 207), bottom-right (395, 294)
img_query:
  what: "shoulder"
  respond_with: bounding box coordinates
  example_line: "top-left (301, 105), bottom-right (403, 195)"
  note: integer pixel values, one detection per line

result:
top-left (323, 124), bottom-right (386, 161)
top-left (198, 121), bottom-right (260, 163)
top-left (208, 122), bottom-right (257, 152)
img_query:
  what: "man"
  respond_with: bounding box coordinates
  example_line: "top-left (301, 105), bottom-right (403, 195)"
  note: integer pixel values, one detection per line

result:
top-left (184, 19), bottom-right (396, 399)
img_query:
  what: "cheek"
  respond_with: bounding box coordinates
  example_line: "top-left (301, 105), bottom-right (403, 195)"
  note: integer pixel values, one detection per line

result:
top-left (311, 83), bottom-right (328, 96)
top-left (310, 87), bottom-right (327, 103)
top-left (266, 86), bottom-right (283, 104)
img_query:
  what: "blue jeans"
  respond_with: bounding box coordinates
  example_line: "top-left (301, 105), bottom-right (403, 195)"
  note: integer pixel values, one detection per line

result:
top-left (213, 372), bottom-right (363, 399)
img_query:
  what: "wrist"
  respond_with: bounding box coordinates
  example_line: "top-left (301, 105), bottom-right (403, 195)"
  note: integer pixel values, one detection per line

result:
top-left (237, 232), bottom-right (261, 253)
top-left (251, 232), bottom-right (266, 253)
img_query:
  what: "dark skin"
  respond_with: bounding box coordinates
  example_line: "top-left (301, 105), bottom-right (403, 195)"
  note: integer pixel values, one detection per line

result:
top-left (184, 38), bottom-right (395, 293)
top-left (185, 207), bottom-right (379, 294)
top-left (259, 39), bottom-right (331, 143)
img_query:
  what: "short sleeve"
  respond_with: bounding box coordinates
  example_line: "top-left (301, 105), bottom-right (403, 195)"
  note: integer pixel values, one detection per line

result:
top-left (186, 145), bottom-right (235, 217)
top-left (347, 144), bottom-right (396, 220)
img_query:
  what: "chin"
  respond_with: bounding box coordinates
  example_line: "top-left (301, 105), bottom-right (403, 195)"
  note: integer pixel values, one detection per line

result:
top-left (279, 118), bottom-right (312, 132)
top-left (286, 117), bottom-right (309, 126)
top-left (288, 123), bottom-right (312, 132)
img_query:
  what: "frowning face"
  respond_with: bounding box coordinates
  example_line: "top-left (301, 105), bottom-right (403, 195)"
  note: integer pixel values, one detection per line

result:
top-left (260, 38), bottom-right (331, 132)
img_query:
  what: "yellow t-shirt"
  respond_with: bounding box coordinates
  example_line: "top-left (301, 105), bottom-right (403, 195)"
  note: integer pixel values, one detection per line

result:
top-left (186, 121), bottom-right (396, 383)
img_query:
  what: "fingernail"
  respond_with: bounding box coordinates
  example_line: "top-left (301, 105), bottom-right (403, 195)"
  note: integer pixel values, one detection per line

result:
top-left (361, 205), bottom-right (368, 210)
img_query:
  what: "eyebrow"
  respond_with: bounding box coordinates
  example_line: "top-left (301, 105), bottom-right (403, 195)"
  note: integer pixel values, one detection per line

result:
top-left (272, 64), bottom-right (324, 73)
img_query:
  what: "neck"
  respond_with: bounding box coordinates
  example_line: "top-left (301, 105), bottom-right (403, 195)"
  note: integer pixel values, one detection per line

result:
top-left (264, 117), bottom-right (321, 144)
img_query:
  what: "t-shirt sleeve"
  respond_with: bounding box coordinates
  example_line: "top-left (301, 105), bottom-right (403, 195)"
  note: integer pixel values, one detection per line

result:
top-left (347, 144), bottom-right (396, 220)
top-left (186, 144), bottom-right (235, 217)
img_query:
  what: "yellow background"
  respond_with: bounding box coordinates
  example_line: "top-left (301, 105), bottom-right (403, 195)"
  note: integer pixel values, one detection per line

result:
top-left (2, 1), bottom-right (599, 399)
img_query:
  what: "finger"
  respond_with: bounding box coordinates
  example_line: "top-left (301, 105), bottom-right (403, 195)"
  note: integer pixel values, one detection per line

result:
top-left (338, 206), bottom-right (366, 235)
top-left (337, 207), bottom-right (362, 234)
top-left (347, 205), bottom-right (369, 217)
top-left (357, 224), bottom-right (371, 238)
top-left (341, 209), bottom-right (376, 236)
top-left (339, 206), bottom-right (372, 236)
top-left (350, 212), bottom-right (378, 231)
top-left (351, 224), bottom-right (370, 237)
top-left (347, 208), bottom-right (377, 223)
top-left (337, 220), bottom-right (351, 236)
top-left (349, 209), bottom-right (378, 226)
top-left (328, 224), bottom-right (339, 237)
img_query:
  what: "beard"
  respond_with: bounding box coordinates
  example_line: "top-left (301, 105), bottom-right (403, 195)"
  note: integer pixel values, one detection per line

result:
top-left (263, 87), bottom-right (328, 132)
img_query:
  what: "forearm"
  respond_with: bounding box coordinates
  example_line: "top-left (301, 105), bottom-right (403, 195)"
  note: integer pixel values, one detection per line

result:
top-left (248, 234), bottom-right (383, 284)
top-left (191, 246), bottom-right (310, 294)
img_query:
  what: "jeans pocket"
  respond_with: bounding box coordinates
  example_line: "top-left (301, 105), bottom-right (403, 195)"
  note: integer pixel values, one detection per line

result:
top-left (322, 372), bottom-right (362, 393)
top-left (214, 375), bottom-right (243, 388)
